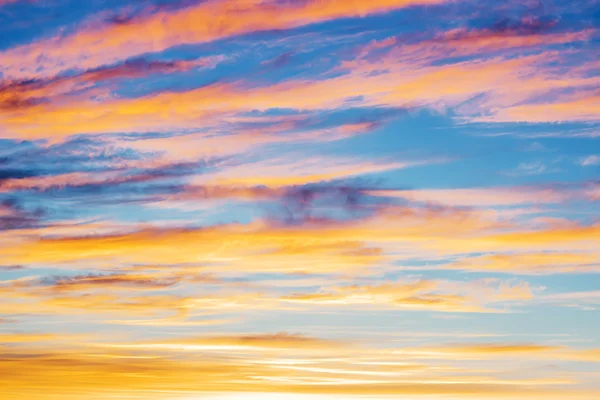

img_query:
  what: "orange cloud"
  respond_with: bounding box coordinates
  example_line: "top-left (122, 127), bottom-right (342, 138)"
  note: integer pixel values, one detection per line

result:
top-left (0, 224), bottom-right (388, 274)
top-left (0, 268), bottom-right (278, 321)
top-left (0, 333), bottom-right (58, 344)
top-left (2, 200), bottom-right (598, 281)
top-left (421, 221), bottom-right (600, 257)
top-left (392, 343), bottom-right (600, 364)
top-left (0, 0), bottom-right (448, 79)
top-left (0, 57), bottom-right (220, 112)
top-left (0, 336), bottom-right (596, 400)
top-left (483, 223), bottom-right (600, 247)
top-left (475, 93), bottom-right (600, 123)
top-left (0, 54), bottom-right (532, 139)
top-left (0, 202), bottom-right (495, 269)
top-left (0, 289), bottom-right (191, 318)
top-left (1, 20), bottom-right (596, 141)
top-left (2, 47), bottom-right (595, 140)
top-left (445, 252), bottom-right (600, 274)
top-left (350, 32), bottom-right (598, 121)
top-left (103, 332), bottom-right (343, 352)
top-left (280, 278), bottom-right (532, 313)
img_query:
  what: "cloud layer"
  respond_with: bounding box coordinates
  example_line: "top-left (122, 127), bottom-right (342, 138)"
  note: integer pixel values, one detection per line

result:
top-left (0, 0), bottom-right (599, 399)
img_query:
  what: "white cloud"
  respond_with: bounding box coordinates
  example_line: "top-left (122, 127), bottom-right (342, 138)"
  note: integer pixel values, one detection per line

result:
top-left (579, 155), bottom-right (600, 167)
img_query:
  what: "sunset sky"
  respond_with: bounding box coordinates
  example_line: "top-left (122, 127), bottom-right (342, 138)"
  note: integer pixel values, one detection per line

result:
top-left (0, 0), bottom-right (599, 399)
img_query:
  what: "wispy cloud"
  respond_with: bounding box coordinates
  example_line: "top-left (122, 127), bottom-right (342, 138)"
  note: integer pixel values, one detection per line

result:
top-left (0, 0), bottom-right (448, 79)
top-left (281, 278), bottom-right (534, 313)
top-left (475, 93), bottom-right (600, 123)
top-left (0, 56), bottom-right (221, 113)
top-left (580, 155), bottom-right (600, 167)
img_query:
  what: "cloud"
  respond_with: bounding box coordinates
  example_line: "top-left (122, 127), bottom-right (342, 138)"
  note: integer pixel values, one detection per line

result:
top-left (0, 6), bottom-right (596, 144)
top-left (350, 17), bottom-right (593, 69)
top-left (0, 286), bottom-right (198, 318)
top-left (0, 160), bottom-right (204, 194)
top-left (423, 221), bottom-right (600, 259)
top-left (195, 156), bottom-right (417, 188)
top-left (0, 223), bottom-right (387, 273)
top-left (103, 332), bottom-right (343, 352)
top-left (0, 200), bottom-right (489, 269)
top-left (0, 56), bottom-right (221, 112)
top-left (0, 333), bottom-right (58, 343)
top-left (110, 177), bottom-right (383, 222)
top-left (392, 343), bottom-right (600, 363)
top-left (445, 252), bottom-right (600, 275)
top-left (0, 335), bottom-right (595, 399)
top-left (0, 77), bottom-right (408, 140)
top-left (2, 48), bottom-right (595, 141)
top-left (580, 155), bottom-right (600, 166)
top-left (46, 273), bottom-right (181, 292)
top-left (350, 29), bottom-right (598, 123)
top-left (0, 31), bottom-right (596, 141)
top-left (1, 197), bottom-right (598, 280)
top-left (1, 3), bottom-right (599, 399)
top-left (474, 93), bottom-right (600, 123)
top-left (0, 0), bottom-right (449, 79)
top-left (120, 115), bottom-right (388, 163)
top-left (393, 343), bottom-right (562, 359)
top-left (506, 161), bottom-right (555, 176)
top-left (427, 22), bottom-right (591, 56)
top-left (280, 278), bottom-right (533, 313)
top-left (0, 197), bottom-right (45, 230)
top-left (585, 184), bottom-right (600, 200)
top-left (369, 185), bottom-right (573, 207)
top-left (539, 290), bottom-right (600, 311)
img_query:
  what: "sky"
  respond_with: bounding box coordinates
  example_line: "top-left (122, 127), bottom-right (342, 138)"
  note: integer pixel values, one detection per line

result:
top-left (0, 0), bottom-right (599, 399)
